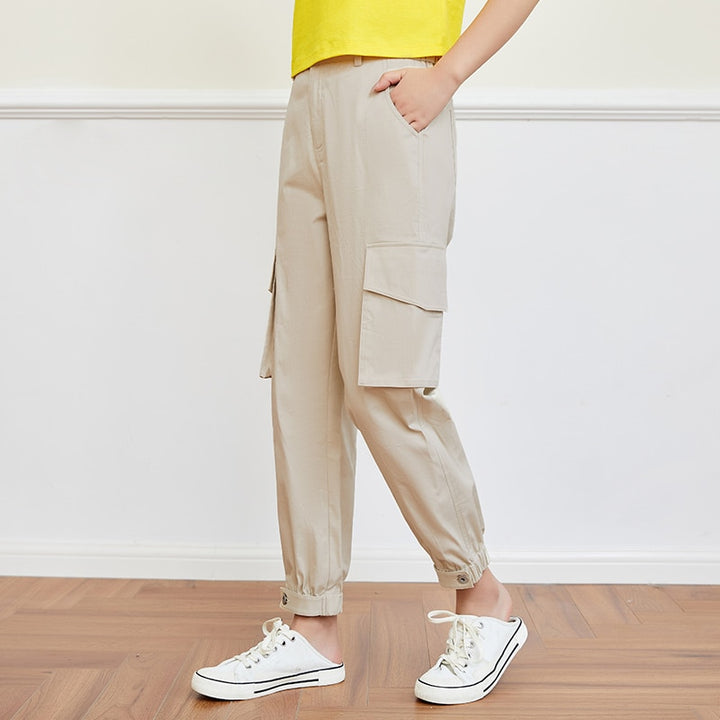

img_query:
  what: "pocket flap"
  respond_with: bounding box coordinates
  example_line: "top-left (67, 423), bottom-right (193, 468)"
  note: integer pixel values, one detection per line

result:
top-left (363, 244), bottom-right (447, 312)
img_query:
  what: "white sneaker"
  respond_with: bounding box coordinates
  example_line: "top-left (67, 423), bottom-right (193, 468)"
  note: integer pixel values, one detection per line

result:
top-left (191, 617), bottom-right (345, 700)
top-left (415, 610), bottom-right (527, 705)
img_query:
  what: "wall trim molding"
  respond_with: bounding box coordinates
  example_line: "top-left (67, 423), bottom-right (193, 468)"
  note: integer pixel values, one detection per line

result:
top-left (1, 88), bottom-right (719, 121)
top-left (1, 542), bottom-right (718, 584)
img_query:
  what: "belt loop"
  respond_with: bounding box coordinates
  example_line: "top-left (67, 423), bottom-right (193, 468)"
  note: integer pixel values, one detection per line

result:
top-left (353, 56), bottom-right (362, 67)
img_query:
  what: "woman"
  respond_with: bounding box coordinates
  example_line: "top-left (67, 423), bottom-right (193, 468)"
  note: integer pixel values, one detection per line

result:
top-left (193, 0), bottom-right (540, 706)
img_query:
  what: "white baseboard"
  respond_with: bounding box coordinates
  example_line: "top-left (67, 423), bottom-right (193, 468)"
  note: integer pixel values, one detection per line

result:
top-left (0, 88), bottom-right (718, 120)
top-left (1, 543), bottom-right (718, 584)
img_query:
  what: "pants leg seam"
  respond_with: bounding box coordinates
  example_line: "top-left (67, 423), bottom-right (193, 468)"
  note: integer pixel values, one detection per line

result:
top-left (324, 324), bottom-right (341, 610)
top-left (412, 388), bottom-right (476, 570)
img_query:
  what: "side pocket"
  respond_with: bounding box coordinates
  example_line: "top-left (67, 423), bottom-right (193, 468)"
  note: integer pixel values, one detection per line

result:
top-left (259, 256), bottom-right (276, 379)
top-left (358, 243), bottom-right (447, 388)
top-left (384, 87), bottom-right (423, 137)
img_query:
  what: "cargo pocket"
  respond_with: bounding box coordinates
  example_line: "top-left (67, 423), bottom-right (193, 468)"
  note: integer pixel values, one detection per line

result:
top-left (259, 256), bottom-right (276, 379)
top-left (358, 243), bottom-right (447, 388)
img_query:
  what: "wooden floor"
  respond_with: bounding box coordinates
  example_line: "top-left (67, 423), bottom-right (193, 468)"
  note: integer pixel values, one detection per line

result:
top-left (0, 578), bottom-right (718, 719)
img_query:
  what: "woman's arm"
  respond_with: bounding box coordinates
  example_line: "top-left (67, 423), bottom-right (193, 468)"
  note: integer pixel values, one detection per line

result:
top-left (373, 0), bottom-right (541, 132)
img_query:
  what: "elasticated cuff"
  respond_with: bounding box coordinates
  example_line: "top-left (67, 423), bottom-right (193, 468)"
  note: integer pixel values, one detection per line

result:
top-left (434, 546), bottom-right (491, 589)
top-left (279, 585), bottom-right (343, 616)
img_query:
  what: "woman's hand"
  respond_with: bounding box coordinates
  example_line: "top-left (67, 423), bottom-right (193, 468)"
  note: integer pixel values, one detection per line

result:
top-left (372, 0), bottom-right (541, 133)
top-left (373, 65), bottom-right (459, 133)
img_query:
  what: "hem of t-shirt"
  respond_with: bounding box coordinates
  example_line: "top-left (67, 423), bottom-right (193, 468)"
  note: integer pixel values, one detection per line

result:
top-left (291, 41), bottom-right (454, 78)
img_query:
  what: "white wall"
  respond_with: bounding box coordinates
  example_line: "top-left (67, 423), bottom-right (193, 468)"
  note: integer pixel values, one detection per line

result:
top-left (1, 1), bottom-right (719, 584)
top-left (0, 0), bottom-right (719, 90)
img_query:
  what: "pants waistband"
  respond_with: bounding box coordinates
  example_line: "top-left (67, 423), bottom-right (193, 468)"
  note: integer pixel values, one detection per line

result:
top-left (312, 55), bottom-right (439, 69)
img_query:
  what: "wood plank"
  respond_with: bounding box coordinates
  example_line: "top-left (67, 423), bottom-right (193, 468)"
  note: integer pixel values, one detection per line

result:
top-left (0, 649), bottom-right (127, 670)
top-left (542, 616), bottom-right (720, 652)
top-left (0, 609), bottom-right (251, 639)
top-left (660, 586), bottom-right (720, 614)
top-left (153, 637), bottom-right (243, 720)
top-left (307, 694), bottom-right (714, 720)
top-left (507, 649), bottom-right (719, 702)
top-left (340, 582), bottom-right (376, 614)
top-left (0, 577), bottom-right (38, 602)
top-left (108, 603), bottom-right (273, 628)
top-left (10, 668), bottom-right (115, 720)
top-left (0, 603), bottom-right (17, 622)
top-left (368, 598), bottom-right (429, 689)
top-left (65, 597), bottom-right (289, 618)
top-left (0, 633), bottom-right (193, 654)
top-left (688, 708), bottom-right (720, 720)
top-left (506, 583), bottom-right (546, 653)
top-left (419, 584), bottom-right (455, 654)
top-left (632, 610), bottom-right (720, 630)
top-left (368, 688), bottom-right (720, 719)
top-left (80, 651), bottom-right (187, 720)
top-left (0, 670), bottom-right (52, 720)
top-left (520, 585), bottom-right (595, 640)
top-left (0, 576), bottom-right (19, 592)
top-left (0, 578), bottom-right (88, 611)
top-left (611, 584), bottom-right (685, 614)
top-left (48, 578), bottom-right (143, 609)
top-left (566, 584), bottom-right (641, 629)
top-left (134, 579), bottom-right (280, 606)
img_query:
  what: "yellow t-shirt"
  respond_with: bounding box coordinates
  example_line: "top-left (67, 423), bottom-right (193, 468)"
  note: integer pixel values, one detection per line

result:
top-left (291, 0), bottom-right (466, 77)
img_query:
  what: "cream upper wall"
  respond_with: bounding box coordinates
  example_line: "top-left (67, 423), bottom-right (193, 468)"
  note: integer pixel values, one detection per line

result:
top-left (0, 0), bottom-right (718, 90)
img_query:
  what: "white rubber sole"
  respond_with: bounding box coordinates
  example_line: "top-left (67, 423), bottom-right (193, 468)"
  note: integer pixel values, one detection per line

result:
top-left (192, 663), bottom-right (345, 700)
top-left (414, 618), bottom-right (528, 705)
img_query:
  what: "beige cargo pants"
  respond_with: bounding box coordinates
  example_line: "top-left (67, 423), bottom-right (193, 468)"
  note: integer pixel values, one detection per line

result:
top-left (260, 57), bottom-right (489, 616)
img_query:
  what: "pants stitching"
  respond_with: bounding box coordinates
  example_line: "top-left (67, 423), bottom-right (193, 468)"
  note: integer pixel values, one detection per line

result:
top-left (412, 388), bottom-right (474, 574)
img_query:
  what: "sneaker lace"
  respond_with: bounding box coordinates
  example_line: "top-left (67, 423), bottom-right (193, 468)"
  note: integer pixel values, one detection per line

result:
top-left (427, 610), bottom-right (485, 675)
top-left (233, 617), bottom-right (295, 669)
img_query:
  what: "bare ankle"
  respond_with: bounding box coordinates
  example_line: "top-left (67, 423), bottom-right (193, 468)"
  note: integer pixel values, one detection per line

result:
top-left (291, 615), bottom-right (343, 664)
top-left (455, 568), bottom-right (512, 621)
